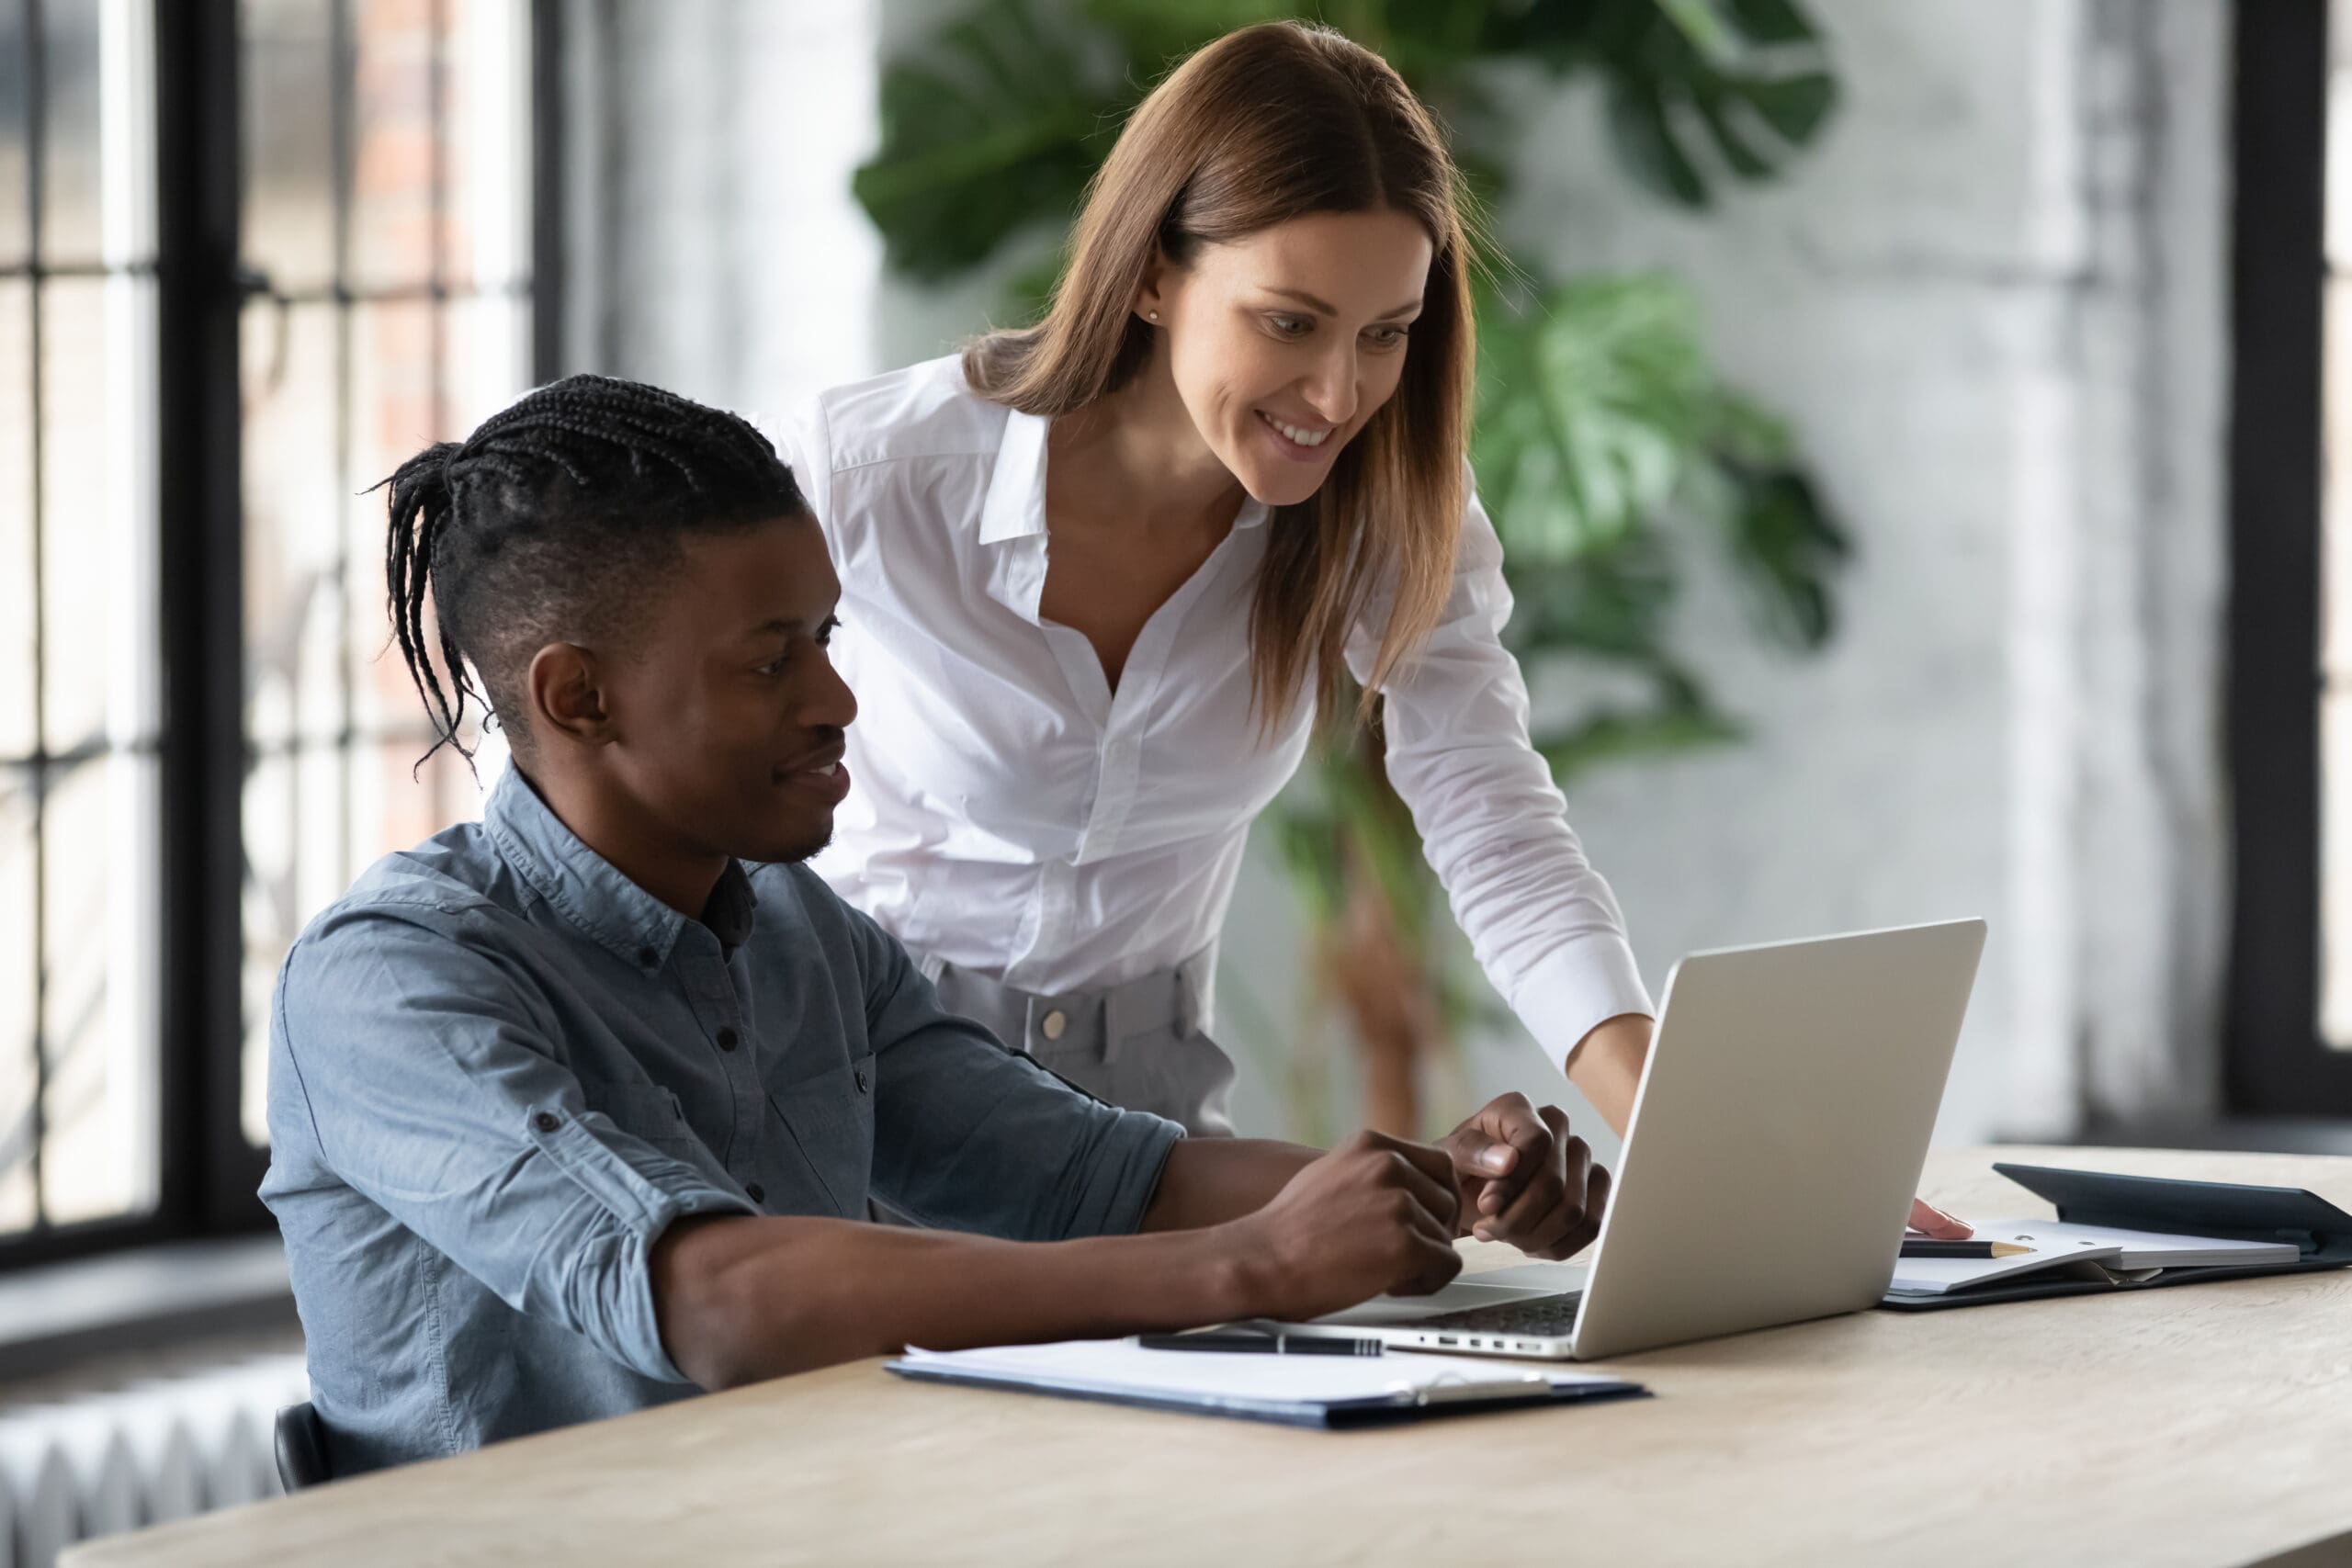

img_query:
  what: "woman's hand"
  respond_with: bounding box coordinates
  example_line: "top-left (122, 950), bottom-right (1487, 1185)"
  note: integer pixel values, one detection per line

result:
top-left (1436, 1092), bottom-right (1608, 1261)
top-left (1908, 1198), bottom-right (1972, 1238)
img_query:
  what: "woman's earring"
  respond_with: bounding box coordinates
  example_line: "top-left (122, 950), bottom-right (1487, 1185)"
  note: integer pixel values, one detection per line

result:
top-left (1148, 310), bottom-right (1160, 322)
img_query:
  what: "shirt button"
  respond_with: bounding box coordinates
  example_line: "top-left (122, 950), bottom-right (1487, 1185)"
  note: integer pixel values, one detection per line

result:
top-left (854, 1068), bottom-right (869, 1093)
top-left (533, 1112), bottom-right (559, 1134)
top-left (717, 1027), bottom-right (738, 1052)
top-left (636, 947), bottom-right (657, 969)
top-left (1040, 1010), bottom-right (1067, 1042)
top-left (745, 1182), bottom-right (765, 1204)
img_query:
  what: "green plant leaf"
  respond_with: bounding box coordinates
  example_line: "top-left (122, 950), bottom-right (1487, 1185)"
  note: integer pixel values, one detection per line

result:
top-left (853, 0), bottom-right (1125, 282)
top-left (1713, 459), bottom-right (1849, 649)
top-left (1474, 272), bottom-right (1713, 561)
top-left (1081, 0), bottom-right (1299, 71)
top-left (1691, 83), bottom-right (1775, 179)
top-left (1499, 540), bottom-right (1680, 663)
top-left (1736, 70), bottom-right (1838, 143)
top-left (1575, 0), bottom-right (1839, 205)
top-left (1602, 76), bottom-right (1710, 207)
top-left (1266, 801), bottom-right (1348, 925)
top-left (1725, 0), bottom-right (1820, 46)
top-left (1652, 0), bottom-right (1740, 63)
top-left (1535, 693), bottom-right (1746, 781)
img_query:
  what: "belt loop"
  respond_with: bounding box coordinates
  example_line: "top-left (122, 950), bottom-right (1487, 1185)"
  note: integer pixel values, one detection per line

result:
top-left (1179, 943), bottom-right (1216, 1038)
top-left (1099, 986), bottom-right (1131, 1063)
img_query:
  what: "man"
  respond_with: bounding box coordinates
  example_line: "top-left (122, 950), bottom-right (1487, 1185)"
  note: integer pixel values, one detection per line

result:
top-left (262, 375), bottom-right (1607, 1475)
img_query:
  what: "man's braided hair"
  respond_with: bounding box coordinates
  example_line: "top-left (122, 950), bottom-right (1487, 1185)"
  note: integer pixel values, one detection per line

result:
top-left (376, 374), bottom-right (806, 770)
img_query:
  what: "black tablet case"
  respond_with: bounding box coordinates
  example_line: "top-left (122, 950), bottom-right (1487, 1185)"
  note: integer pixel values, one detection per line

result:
top-left (1879, 1162), bottom-right (2352, 1311)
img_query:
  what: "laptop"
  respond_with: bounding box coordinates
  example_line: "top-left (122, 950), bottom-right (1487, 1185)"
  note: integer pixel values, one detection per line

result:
top-left (1267, 919), bottom-right (1987, 1361)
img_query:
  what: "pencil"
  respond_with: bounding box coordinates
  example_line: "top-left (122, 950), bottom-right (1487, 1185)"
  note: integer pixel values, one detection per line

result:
top-left (1899, 1239), bottom-right (2033, 1258)
top-left (1135, 1332), bottom-right (1383, 1356)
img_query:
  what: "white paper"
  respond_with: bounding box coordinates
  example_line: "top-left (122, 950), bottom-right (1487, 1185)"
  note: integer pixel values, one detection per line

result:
top-left (1886, 1242), bottom-right (2125, 1296)
top-left (1967, 1217), bottom-right (2302, 1270)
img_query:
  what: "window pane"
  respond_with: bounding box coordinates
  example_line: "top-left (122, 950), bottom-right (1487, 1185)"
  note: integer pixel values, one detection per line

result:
top-left (40, 274), bottom-right (158, 755)
top-left (345, 293), bottom-right (528, 746)
top-left (359, 736), bottom-right (496, 875)
top-left (2328, 692), bottom-right (2352, 1047)
top-left (2327, 280), bottom-right (2352, 1046)
top-left (0, 279), bottom-right (31, 761)
top-left (238, 4), bottom-right (535, 1154)
top-left (239, 748), bottom-right (293, 1148)
top-left (239, 741), bottom-right (345, 1146)
top-left (446, 288), bottom-right (526, 430)
top-left (443, 0), bottom-right (530, 290)
top-left (347, 298), bottom-right (439, 739)
top-left (241, 0), bottom-right (338, 296)
top-left (243, 299), bottom-right (345, 750)
top-left (2334, 0), bottom-right (2352, 272)
top-left (0, 777), bottom-right (33, 1235)
top-left (40, 277), bottom-right (109, 752)
top-left (350, 0), bottom-right (437, 293)
top-left (0, 5), bottom-right (27, 270)
top-left (37, 0), bottom-right (101, 265)
top-left (39, 752), bottom-right (158, 1227)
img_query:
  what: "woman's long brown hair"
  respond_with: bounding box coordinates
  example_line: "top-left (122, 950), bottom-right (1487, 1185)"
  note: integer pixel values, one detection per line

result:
top-left (963, 20), bottom-right (1474, 731)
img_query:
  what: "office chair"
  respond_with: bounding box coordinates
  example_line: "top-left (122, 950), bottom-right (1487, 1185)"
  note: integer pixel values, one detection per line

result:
top-left (274, 1400), bottom-right (332, 1492)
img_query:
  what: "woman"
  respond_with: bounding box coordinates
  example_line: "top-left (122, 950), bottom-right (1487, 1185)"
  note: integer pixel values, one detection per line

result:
top-left (786, 21), bottom-right (1963, 1242)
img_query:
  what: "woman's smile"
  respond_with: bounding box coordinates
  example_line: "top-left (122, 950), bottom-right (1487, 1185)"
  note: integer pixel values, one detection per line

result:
top-left (1256, 408), bottom-right (1338, 460)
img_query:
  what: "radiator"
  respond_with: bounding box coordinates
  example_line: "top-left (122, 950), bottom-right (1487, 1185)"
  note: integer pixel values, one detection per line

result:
top-left (0, 1348), bottom-right (307, 1568)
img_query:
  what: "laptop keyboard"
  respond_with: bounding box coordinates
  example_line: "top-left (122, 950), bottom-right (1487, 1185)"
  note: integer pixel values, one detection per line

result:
top-left (1401, 1292), bottom-right (1585, 1337)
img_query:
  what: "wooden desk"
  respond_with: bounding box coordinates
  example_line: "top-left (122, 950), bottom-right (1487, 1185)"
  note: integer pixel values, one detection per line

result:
top-left (65, 1146), bottom-right (2352, 1567)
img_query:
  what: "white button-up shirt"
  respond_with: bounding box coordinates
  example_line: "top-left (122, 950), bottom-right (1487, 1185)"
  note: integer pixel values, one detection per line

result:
top-left (783, 355), bottom-right (1653, 1073)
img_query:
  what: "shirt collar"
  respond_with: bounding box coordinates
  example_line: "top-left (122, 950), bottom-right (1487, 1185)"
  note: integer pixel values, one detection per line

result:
top-left (978, 409), bottom-right (1049, 545)
top-left (484, 767), bottom-right (757, 970)
top-left (976, 405), bottom-right (1274, 545)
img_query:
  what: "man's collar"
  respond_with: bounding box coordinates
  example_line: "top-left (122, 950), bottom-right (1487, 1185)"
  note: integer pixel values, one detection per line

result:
top-left (484, 768), bottom-right (756, 971)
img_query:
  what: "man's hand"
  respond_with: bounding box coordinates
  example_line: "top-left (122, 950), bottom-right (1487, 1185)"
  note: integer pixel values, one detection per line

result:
top-left (1218, 1130), bottom-right (1465, 1322)
top-left (1437, 1092), bottom-right (1608, 1261)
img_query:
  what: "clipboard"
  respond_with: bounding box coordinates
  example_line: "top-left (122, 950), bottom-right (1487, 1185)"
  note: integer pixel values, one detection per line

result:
top-left (886, 1340), bottom-right (1648, 1429)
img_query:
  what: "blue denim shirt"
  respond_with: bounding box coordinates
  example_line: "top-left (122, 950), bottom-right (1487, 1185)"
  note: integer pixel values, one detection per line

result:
top-left (260, 768), bottom-right (1183, 1476)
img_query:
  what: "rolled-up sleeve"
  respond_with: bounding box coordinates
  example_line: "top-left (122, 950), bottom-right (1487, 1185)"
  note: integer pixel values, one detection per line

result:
top-left (273, 898), bottom-right (755, 1383)
top-left (843, 908), bottom-right (1182, 1240)
top-left (1346, 479), bottom-right (1657, 1075)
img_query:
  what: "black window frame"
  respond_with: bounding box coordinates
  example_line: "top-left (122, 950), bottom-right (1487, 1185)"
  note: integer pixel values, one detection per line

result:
top-left (0, 0), bottom-right (563, 1272)
top-left (2226, 0), bottom-right (2352, 1115)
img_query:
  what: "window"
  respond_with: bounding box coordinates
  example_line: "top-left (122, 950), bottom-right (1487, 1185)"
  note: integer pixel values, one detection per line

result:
top-left (0, 0), bottom-right (554, 1269)
top-left (234, 0), bottom-right (534, 1146)
top-left (2230, 0), bottom-right (2352, 1112)
top-left (0, 0), bottom-right (166, 1254)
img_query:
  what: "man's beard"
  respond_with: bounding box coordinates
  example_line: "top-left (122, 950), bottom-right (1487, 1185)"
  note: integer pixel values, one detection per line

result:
top-left (772, 821), bottom-right (833, 865)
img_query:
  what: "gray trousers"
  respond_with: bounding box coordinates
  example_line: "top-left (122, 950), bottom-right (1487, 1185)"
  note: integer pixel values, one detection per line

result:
top-left (923, 946), bottom-right (1238, 1138)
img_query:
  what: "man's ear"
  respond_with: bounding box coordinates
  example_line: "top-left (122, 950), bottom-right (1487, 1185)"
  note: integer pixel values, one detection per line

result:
top-left (526, 642), bottom-right (615, 750)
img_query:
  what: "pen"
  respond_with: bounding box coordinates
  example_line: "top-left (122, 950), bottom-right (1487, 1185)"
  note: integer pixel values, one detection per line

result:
top-left (1899, 1239), bottom-right (2033, 1258)
top-left (1135, 1332), bottom-right (1384, 1357)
